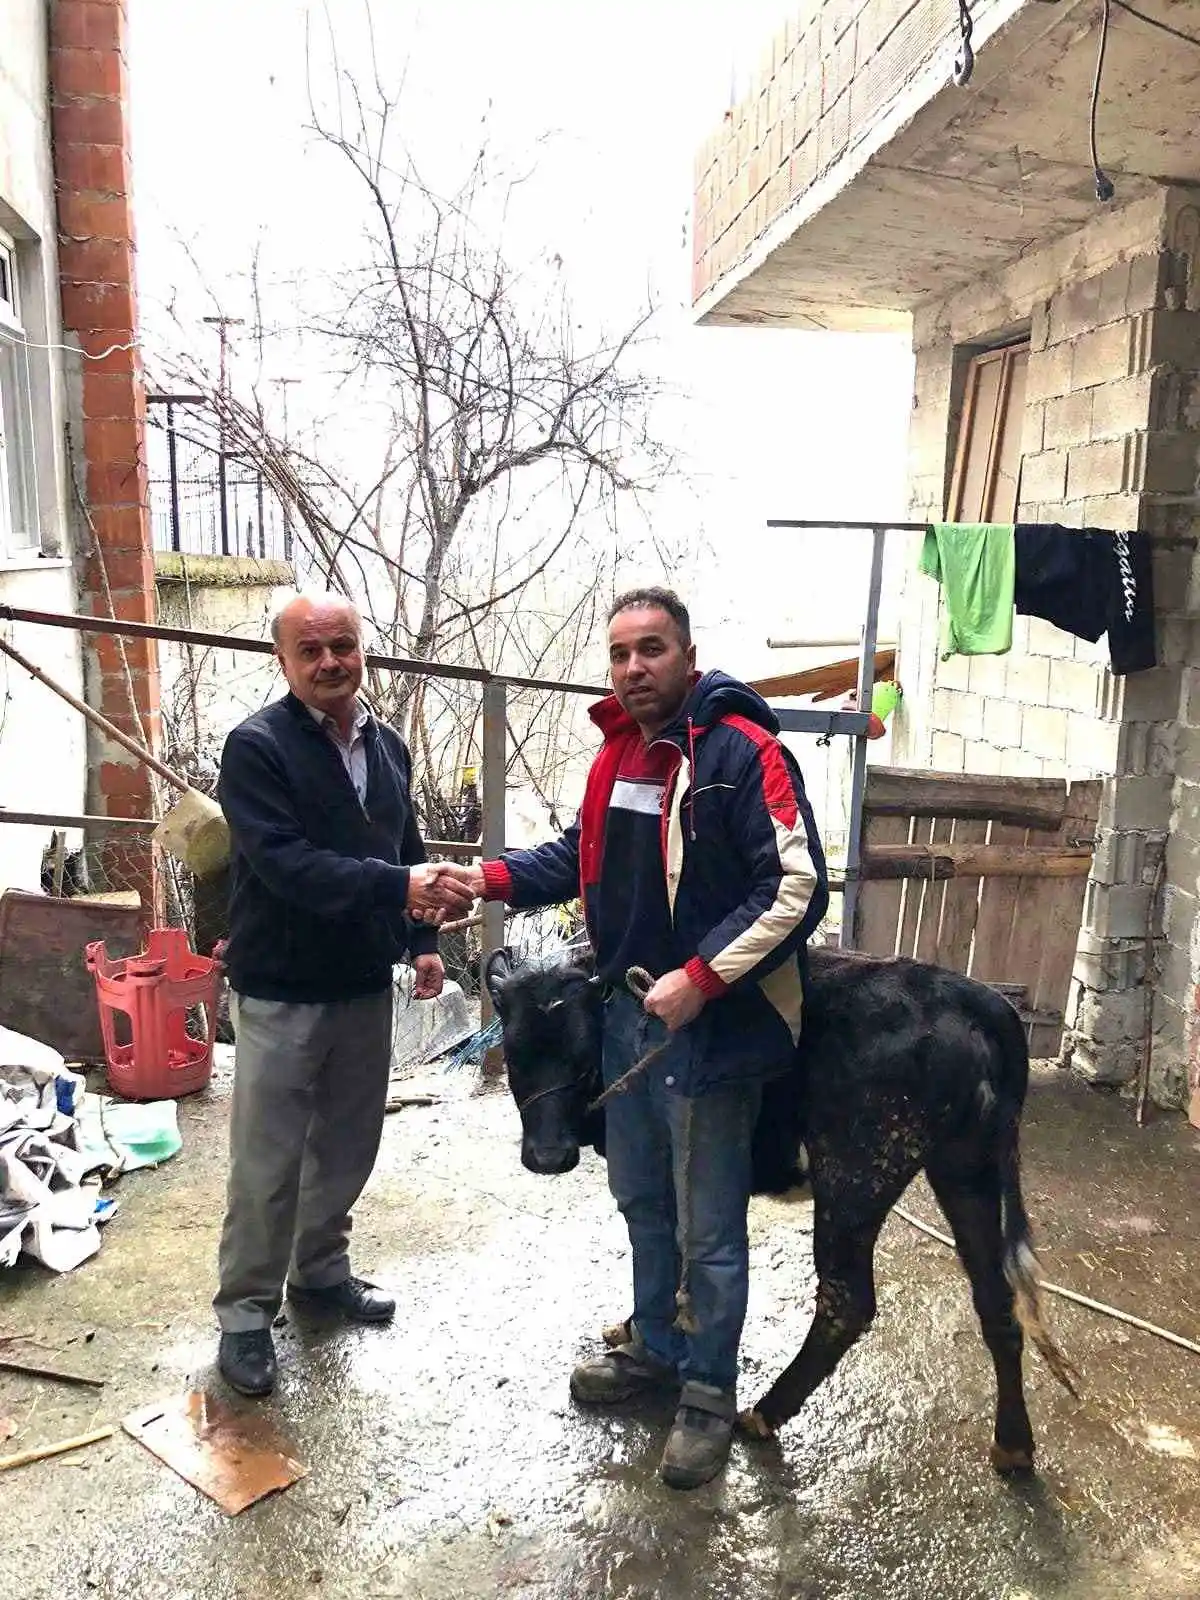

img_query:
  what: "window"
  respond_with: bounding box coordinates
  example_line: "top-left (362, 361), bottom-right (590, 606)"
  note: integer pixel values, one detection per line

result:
top-left (947, 341), bottom-right (1029, 523)
top-left (0, 234), bottom-right (38, 559)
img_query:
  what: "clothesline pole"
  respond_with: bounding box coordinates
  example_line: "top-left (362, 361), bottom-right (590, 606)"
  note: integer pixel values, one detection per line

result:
top-left (841, 527), bottom-right (888, 947)
top-left (764, 518), bottom-right (894, 951)
top-left (767, 518), bottom-right (930, 532)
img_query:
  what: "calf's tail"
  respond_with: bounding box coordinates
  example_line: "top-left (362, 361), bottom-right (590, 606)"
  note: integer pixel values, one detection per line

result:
top-left (990, 998), bottom-right (1079, 1399)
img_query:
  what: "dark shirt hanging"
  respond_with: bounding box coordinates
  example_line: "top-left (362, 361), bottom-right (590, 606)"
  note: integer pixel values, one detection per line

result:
top-left (1013, 524), bottom-right (1156, 675)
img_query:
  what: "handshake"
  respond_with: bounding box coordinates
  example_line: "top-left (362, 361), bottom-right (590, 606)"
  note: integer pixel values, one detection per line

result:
top-left (405, 861), bottom-right (487, 926)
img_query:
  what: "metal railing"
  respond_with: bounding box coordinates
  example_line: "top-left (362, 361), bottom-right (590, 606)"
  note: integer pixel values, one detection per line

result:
top-left (146, 394), bottom-right (292, 563)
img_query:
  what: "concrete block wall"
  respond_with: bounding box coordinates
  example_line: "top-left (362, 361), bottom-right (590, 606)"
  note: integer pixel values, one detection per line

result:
top-left (896, 190), bottom-right (1200, 1109)
top-left (154, 556), bottom-right (292, 775)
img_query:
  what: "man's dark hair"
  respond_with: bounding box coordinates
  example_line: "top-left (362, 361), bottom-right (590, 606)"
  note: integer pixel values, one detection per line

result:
top-left (607, 586), bottom-right (692, 649)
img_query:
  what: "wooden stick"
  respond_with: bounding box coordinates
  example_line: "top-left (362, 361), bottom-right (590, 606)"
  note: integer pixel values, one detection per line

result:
top-left (894, 1207), bottom-right (1200, 1358)
top-left (384, 1094), bottom-right (440, 1113)
top-left (0, 1355), bottom-right (107, 1388)
top-left (0, 1425), bottom-right (114, 1473)
top-left (51, 831), bottom-right (67, 896)
top-left (863, 843), bottom-right (1093, 881)
top-left (0, 636), bottom-right (187, 793)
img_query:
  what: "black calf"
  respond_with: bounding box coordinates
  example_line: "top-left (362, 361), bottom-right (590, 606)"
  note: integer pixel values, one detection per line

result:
top-left (486, 943), bottom-right (1076, 1473)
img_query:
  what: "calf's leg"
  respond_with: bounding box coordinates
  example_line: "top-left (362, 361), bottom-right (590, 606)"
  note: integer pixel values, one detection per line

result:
top-left (926, 1159), bottom-right (1035, 1474)
top-left (742, 1206), bottom-right (885, 1436)
top-left (742, 1127), bottom-right (925, 1436)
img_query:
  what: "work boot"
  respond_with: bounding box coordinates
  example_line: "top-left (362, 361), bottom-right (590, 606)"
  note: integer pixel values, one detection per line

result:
top-left (569, 1339), bottom-right (678, 1405)
top-left (287, 1276), bottom-right (395, 1323)
top-left (218, 1329), bottom-right (277, 1398)
top-left (659, 1381), bottom-right (736, 1490)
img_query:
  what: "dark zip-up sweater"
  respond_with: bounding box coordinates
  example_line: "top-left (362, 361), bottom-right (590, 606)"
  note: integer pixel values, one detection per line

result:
top-left (217, 693), bottom-right (436, 1003)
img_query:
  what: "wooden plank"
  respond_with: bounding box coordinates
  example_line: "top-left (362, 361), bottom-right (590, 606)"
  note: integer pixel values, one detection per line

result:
top-left (1001, 825), bottom-right (1058, 1045)
top-left (1028, 780), bottom-right (1102, 1059)
top-left (936, 819), bottom-right (988, 971)
top-left (914, 819), bottom-right (953, 964)
top-left (969, 823), bottom-right (1028, 983)
top-left (897, 816), bottom-right (933, 959)
top-left (862, 843), bottom-right (1094, 880)
top-left (864, 768), bottom-right (1067, 829)
top-left (853, 815), bottom-right (909, 957)
top-left (750, 650), bottom-right (896, 703)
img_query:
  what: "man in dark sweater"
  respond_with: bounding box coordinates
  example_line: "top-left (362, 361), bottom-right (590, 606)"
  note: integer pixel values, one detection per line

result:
top-left (443, 589), bottom-right (828, 1488)
top-left (213, 594), bottom-right (472, 1397)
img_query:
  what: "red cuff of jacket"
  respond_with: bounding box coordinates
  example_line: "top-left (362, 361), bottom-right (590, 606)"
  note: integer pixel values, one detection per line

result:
top-left (684, 955), bottom-right (729, 999)
top-left (481, 860), bottom-right (513, 902)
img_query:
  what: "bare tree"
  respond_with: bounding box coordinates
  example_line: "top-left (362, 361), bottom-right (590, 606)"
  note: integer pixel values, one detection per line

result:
top-left (152, 41), bottom-right (689, 836)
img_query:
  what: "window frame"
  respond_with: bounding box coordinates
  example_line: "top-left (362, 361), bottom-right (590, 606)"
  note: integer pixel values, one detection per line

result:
top-left (0, 238), bottom-right (18, 328)
top-left (0, 227), bottom-right (40, 561)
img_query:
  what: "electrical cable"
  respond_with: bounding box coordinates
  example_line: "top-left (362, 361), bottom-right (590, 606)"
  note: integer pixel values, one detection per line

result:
top-left (1090, 0), bottom-right (1116, 202)
top-left (1112, 0), bottom-right (1200, 49)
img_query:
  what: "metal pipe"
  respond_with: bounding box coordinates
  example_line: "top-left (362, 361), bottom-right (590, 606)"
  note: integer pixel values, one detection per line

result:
top-left (766, 636), bottom-right (897, 650)
top-left (479, 682), bottom-right (507, 1064)
top-left (840, 525), bottom-right (887, 949)
top-left (0, 603), bottom-right (607, 698)
top-left (0, 809), bottom-right (153, 830)
top-left (767, 517), bottom-right (1196, 551)
top-left (216, 448), bottom-right (230, 556)
top-left (768, 518), bottom-right (929, 531)
top-left (165, 401), bottom-right (181, 554)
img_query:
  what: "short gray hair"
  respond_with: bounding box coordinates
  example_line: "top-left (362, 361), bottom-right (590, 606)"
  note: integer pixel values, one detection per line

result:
top-left (269, 591), bottom-right (363, 647)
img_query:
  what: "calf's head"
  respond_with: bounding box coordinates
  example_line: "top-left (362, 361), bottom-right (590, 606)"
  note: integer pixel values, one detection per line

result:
top-left (485, 946), bottom-right (604, 1175)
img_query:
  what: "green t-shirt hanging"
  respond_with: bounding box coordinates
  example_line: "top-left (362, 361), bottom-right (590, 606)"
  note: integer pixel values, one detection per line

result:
top-left (919, 523), bottom-right (1015, 657)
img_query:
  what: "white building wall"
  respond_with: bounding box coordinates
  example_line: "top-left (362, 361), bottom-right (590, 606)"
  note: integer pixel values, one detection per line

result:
top-left (0, 0), bottom-right (87, 895)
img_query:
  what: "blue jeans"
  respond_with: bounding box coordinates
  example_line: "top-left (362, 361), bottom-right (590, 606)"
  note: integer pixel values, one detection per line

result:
top-left (602, 989), bottom-right (761, 1393)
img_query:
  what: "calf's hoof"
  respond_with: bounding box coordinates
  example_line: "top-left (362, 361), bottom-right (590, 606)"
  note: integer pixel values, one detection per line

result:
top-left (738, 1408), bottom-right (777, 1440)
top-left (990, 1441), bottom-right (1036, 1475)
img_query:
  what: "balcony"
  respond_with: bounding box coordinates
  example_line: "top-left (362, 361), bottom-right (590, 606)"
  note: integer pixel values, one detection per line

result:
top-left (693, 0), bottom-right (1200, 330)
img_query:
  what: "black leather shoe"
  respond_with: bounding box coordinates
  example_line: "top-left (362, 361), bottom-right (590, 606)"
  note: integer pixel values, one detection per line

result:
top-left (218, 1329), bottom-right (277, 1397)
top-left (287, 1276), bottom-right (395, 1323)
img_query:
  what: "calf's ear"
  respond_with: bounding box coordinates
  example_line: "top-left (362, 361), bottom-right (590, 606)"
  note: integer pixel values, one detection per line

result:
top-left (565, 944), bottom-right (596, 980)
top-left (484, 945), bottom-right (516, 1007)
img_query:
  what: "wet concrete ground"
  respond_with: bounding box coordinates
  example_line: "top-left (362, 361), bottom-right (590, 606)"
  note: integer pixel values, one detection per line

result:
top-left (1, 1058), bottom-right (1199, 1600)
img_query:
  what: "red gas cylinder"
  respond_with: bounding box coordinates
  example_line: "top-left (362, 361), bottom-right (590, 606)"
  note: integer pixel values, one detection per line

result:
top-left (85, 929), bottom-right (223, 1101)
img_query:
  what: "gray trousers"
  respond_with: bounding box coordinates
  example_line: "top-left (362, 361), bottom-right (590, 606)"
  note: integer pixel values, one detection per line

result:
top-left (214, 988), bottom-right (394, 1333)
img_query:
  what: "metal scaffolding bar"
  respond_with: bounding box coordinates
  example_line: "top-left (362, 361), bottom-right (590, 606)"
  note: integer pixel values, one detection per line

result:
top-left (0, 603), bottom-right (607, 698)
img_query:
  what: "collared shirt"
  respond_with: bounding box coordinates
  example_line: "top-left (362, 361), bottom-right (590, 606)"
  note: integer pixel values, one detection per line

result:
top-left (307, 701), bottom-right (370, 803)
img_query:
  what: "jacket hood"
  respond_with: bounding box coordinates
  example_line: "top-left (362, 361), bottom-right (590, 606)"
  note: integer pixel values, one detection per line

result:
top-left (680, 669), bottom-right (780, 736)
top-left (587, 669), bottom-right (779, 743)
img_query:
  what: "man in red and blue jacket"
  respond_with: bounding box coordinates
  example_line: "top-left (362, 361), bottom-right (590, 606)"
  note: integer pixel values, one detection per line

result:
top-left (459, 588), bottom-right (828, 1488)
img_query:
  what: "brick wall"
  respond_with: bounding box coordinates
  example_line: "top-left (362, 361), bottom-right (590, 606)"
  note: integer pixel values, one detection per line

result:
top-left (49, 0), bottom-right (159, 912)
top-left (693, 0), bottom-right (998, 304)
top-left (897, 191), bottom-right (1200, 1107)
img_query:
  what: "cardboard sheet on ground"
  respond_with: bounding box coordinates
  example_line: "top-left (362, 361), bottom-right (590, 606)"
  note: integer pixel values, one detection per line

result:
top-left (123, 1391), bottom-right (307, 1514)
